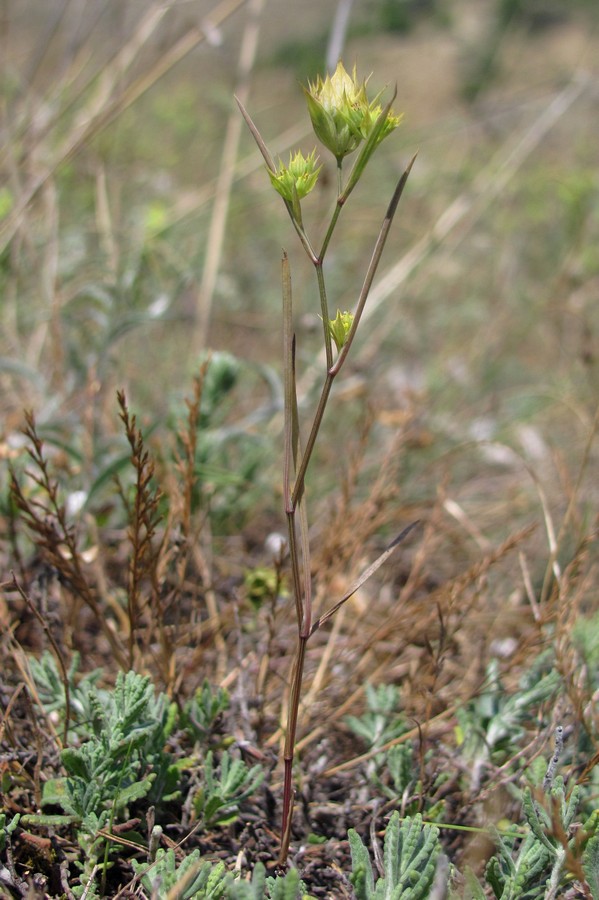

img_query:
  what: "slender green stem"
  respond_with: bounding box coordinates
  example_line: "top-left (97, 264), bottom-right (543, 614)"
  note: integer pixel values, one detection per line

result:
top-left (282, 254), bottom-right (294, 506)
top-left (285, 509), bottom-right (304, 626)
top-left (319, 160), bottom-right (345, 264)
top-left (319, 195), bottom-right (344, 262)
top-left (290, 157), bottom-right (415, 511)
top-left (285, 202), bottom-right (318, 264)
top-left (282, 254), bottom-right (309, 634)
top-left (290, 372), bottom-right (334, 511)
top-left (316, 161), bottom-right (348, 366)
top-left (280, 251), bottom-right (312, 862)
top-left (316, 263), bottom-right (333, 370)
top-left (336, 158), bottom-right (343, 195)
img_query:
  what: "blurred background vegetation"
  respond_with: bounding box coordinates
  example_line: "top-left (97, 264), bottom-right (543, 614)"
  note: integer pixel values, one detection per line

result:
top-left (1, 0), bottom-right (598, 547)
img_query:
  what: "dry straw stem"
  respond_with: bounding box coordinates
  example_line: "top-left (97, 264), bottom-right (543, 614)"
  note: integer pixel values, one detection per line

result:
top-left (193, 0), bottom-right (266, 352)
top-left (309, 520), bottom-right (420, 636)
top-left (382, 524), bottom-right (536, 639)
top-left (554, 524), bottom-right (599, 741)
top-left (5, 574), bottom-right (71, 746)
top-left (538, 404), bottom-right (599, 608)
top-left (480, 405), bottom-right (598, 622)
top-left (0, 0), bottom-right (249, 255)
top-left (324, 704), bottom-right (459, 779)
top-left (292, 522), bottom-right (536, 773)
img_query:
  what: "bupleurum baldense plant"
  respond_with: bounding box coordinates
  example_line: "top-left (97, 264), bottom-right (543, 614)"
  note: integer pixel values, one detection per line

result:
top-left (239, 58), bottom-right (418, 867)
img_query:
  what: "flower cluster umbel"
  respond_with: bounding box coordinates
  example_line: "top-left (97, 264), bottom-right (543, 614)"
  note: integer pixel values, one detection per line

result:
top-left (268, 61), bottom-right (402, 208)
top-left (305, 61), bottom-right (402, 162)
top-left (268, 149), bottom-right (321, 221)
top-left (265, 61), bottom-right (402, 357)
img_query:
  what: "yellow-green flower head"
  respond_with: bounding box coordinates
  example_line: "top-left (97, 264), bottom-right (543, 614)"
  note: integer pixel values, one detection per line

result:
top-left (244, 566), bottom-right (279, 609)
top-left (268, 149), bottom-right (321, 204)
top-left (328, 309), bottom-right (354, 351)
top-left (355, 95), bottom-right (403, 147)
top-left (304, 61), bottom-right (402, 161)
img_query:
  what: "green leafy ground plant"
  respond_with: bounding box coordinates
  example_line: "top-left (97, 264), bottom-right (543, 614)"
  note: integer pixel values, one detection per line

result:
top-left (23, 670), bottom-right (179, 892)
top-left (23, 658), bottom-right (270, 895)
top-left (349, 811), bottom-right (442, 899)
top-left (132, 848), bottom-right (229, 900)
top-left (457, 766), bottom-right (599, 898)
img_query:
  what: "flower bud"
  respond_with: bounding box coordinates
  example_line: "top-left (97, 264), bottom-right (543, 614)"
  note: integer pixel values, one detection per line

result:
top-left (327, 309), bottom-right (354, 351)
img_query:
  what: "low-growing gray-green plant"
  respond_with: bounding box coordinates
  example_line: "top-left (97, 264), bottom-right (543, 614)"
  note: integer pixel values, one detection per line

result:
top-left (25, 669), bottom-right (181, 892)
top-left (482, 821), bottom-right (554, 900)
top-left (455, 655), bottom-right (561, 791)
top-left (228, 862), bottom-right (314, 899)
top-left (582, 833), bottom-right (599, 898)
top-left (371, 743), bottom-right (448, 823)
top-left (349, 811), bottom-right (443, 899)
top-left (239, 58), bottom-right (417, 866)
top-left (132, 848), bottom-right (229, 899)
top-left (345, 682), bottom-right (446, 820)
top-left (28, 650), bottom-right (104, 739)
top-left (0, 812), bottom-right (20, 854)
top-left (345, 683), bottom-right (408, 752)
top-left (132, 854), bottom-right (314, 900)
top-left (42, 667), bottom-right (180, 802)
top-left (461, 776), bottom-right (599, 899)
top-left (227, 863), bottom-right (269, 900)
top-left (181, 678), bottom-right (231, 746)
top-left (194, 749), bottom-right (264, 827)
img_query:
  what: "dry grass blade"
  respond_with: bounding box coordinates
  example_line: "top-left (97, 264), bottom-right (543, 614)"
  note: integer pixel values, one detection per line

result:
top-left (6, 574), bottom-right (71, 746)
top-left (0, 0), bottom-right (249, 255)
top-left (0, 682), bottom-right (25, 746)
top-left (194, 0), bottom-right (266, 351)
top-left (309, 520), bottom-right (421, 636)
